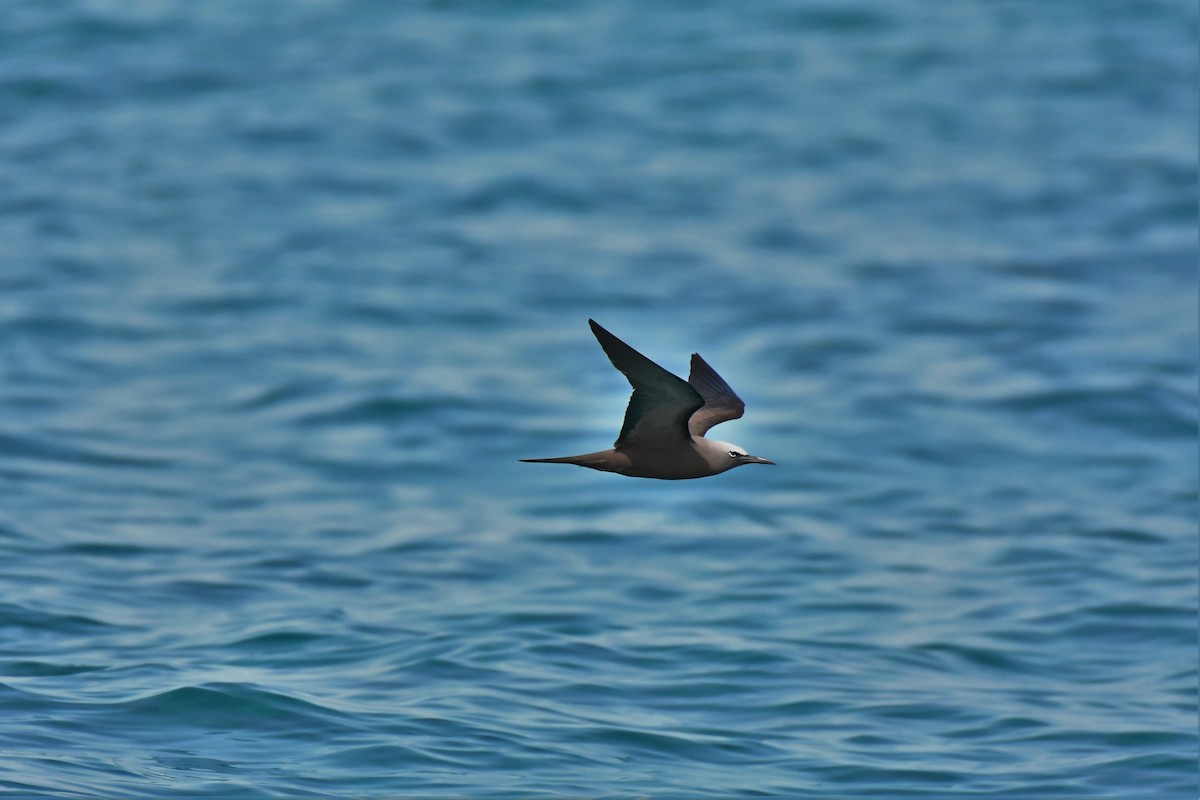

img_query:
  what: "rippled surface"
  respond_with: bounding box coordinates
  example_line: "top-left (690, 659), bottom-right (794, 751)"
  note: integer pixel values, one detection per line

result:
top-left (1, 1), bottom-right (1196, 797)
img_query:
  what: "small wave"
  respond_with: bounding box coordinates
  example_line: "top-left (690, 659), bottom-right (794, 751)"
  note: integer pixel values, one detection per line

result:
top-left (566, 724), bottom-right (780, 765)
top-left (295, 396), bottom-right (469, 427)
top-left (447, 175), bottom-right (594, 215)
top-left (226, 630), bottom-right (329, 652)
top-left (118, 683), bottom-right (354, 735)
top-left (0, 431), bottom-right (175, 470)
top-left (916, 642), bottom-right (1033, 674)
top-left (992, 383), bottom-right (1196, 439)
top-left (0, 601), bottom-right (123, 636)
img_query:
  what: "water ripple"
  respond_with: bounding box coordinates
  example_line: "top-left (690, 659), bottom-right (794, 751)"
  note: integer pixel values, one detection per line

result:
top-left (0, 0), bottom-right (1193, 797)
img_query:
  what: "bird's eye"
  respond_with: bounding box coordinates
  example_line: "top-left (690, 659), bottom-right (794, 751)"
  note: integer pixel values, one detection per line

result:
top-left (728, 450), bottom-right (740, 459)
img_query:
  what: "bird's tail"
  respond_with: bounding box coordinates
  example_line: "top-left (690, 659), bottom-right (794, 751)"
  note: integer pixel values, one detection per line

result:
top-left (519, 451), bottom-right (624, 473)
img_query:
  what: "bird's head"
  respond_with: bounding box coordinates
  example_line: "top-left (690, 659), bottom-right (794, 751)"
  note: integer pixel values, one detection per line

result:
top-left (702, 439), bottom-right (775, 473)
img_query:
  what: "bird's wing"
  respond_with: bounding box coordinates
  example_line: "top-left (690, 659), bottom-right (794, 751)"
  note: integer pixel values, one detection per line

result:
top-left (686, 353), bottom-right (745, 436)
top-left (588, 320), bottom-right (703, 449)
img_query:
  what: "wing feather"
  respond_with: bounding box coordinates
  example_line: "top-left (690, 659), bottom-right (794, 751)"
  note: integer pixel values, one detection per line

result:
top-left (588, 320), bottom-right (703, 449)
top-left (687, 353), bottom-right (745, 436)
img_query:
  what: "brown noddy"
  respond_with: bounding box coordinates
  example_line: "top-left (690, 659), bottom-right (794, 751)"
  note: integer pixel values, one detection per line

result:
top-left (521, 320), bottom-right (774, 479)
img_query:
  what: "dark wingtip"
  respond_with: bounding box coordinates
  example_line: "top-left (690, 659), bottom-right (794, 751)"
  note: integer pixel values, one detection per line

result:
top-left (588, 319), bottom-right (623, 352)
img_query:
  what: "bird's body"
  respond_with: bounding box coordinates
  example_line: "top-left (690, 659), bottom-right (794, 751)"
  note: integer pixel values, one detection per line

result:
top-left (521, 320), bottom-right (773, 480)
top-left (524, 437), bottom-right (755, 480)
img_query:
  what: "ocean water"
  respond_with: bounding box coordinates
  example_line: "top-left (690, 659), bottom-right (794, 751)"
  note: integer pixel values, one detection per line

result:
top-left (1, 1), bottom-right (1196, 797)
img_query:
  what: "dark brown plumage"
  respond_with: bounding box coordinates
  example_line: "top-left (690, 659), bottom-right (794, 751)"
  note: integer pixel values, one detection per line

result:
top-left (521, 321), bottom-right (772, 480)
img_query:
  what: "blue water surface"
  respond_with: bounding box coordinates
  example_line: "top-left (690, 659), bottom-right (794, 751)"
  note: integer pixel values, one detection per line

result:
top-left (1, 1), bottom-right (1196, 797)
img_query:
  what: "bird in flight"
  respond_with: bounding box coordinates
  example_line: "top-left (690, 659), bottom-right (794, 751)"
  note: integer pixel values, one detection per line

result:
top-left (521, 320), bottom-right (774, 480)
